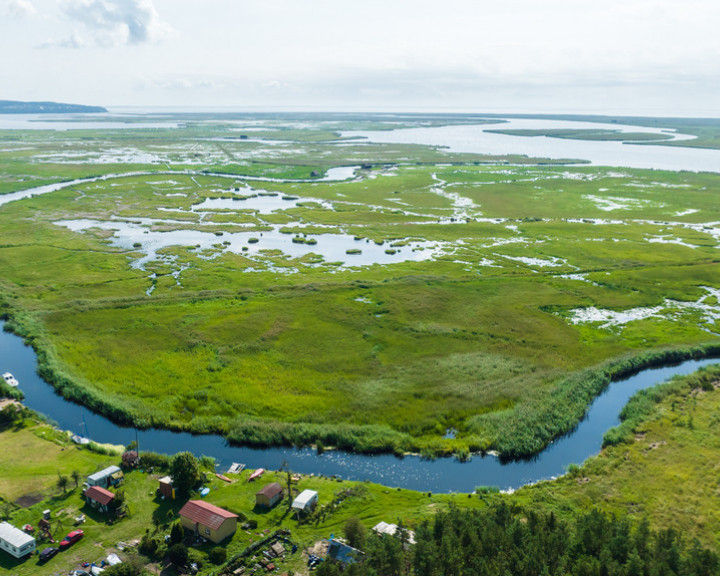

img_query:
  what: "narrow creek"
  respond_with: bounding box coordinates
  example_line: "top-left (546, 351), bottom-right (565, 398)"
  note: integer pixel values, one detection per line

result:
top-left (1, 321), bottom-right (716, 493)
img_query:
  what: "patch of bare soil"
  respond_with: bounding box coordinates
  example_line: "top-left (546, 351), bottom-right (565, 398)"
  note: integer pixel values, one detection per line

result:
top-left (15, 493), bottom-right (43, 507)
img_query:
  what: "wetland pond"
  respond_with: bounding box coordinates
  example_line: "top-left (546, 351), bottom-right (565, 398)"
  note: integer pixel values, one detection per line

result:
top-left (1, 320), bottom-right (716, 492)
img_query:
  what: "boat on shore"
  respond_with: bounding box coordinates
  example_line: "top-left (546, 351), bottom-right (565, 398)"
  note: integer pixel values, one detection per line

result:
top-left (2, 372), bottom-right (19, 387)
top-left (248, 468), bottom-right (265, 481)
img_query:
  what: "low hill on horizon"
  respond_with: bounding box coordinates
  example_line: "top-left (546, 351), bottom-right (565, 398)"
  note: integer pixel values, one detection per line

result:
top-left (0, 100), bottom-right (107, 114)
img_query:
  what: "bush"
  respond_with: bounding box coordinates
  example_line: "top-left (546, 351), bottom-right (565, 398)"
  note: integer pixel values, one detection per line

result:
top-left (208, 547), bottom-right (227, 564)
top-left (139, 451), bottom-right (171, 470)
top-left (168, 543), bottom-right (189, 567)
top-left (170, 522), bottom-right (184, 544)
top-left (139, 534), bottom-right (159, 558)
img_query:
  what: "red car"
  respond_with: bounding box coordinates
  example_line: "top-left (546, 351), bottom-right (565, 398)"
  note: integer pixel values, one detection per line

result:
top-left (59, 529), bottom-right (84, 549)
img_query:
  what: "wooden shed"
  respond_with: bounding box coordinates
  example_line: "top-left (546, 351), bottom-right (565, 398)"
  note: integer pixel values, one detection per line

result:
top-left (84, 486), bottom-right (115, 513)
top-left (158, 476), bottom-right (174, 499)
top-left (179, 500), bottom-right (238, 544)
top-left (255, 483), bottom-right (283, 509)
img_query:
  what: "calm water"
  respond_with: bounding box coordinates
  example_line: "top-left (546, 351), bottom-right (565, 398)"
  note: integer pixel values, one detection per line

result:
top-left (0, 167), bottom-right (360, 209)
top-left (1, 321), bottom-right (716, 492)
top-left (344, 118), bottom-right (720, 173)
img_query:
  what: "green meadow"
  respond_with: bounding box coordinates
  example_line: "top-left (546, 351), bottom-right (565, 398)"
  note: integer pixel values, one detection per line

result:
top-left (0, 115), bottom-right (719, 457)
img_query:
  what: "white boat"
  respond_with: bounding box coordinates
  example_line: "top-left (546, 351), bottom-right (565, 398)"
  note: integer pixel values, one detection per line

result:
top-left (2, 372), bottom-right (19, 387)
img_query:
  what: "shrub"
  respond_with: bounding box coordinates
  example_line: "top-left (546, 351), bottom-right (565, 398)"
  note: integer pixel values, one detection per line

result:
top-left (208, 547), bottom-right (227, 565)
top-left (168, 543), bottom-right (188, 567)
top-left (170, 522), bottom-right (184, 545)
top-left (139, 534), bottom-right (159, 558)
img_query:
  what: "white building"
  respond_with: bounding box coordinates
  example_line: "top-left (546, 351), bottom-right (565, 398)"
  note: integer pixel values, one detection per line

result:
top-left (291, 489), bottom-right (318, 513)
top-left (373, 521), bottom-right (416, 544)
top-left (0, 522), bottom-right (36, 559)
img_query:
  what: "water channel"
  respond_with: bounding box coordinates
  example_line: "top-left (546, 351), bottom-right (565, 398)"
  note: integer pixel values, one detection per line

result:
top-left (1, 320), bottom-right (716, 493)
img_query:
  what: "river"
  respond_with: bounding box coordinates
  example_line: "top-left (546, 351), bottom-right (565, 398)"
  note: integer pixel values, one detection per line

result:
top-left (343, 118), bottom-right (720, 173)
top-left (1, 321), bottom-right (716, 493)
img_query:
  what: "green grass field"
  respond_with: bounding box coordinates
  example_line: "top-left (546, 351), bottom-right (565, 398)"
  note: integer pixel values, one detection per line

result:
top-left (0, 115), bottom-right (719, 458)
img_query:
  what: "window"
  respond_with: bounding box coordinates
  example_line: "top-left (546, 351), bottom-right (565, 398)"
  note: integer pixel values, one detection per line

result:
top-left (205, 528), bottom-right (210, 535)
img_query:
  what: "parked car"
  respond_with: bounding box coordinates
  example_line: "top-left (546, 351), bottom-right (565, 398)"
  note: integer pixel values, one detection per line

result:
top-left (59, 529), bottom-right (84, 549)
top-left (39, 547), bottom-right (59, 562)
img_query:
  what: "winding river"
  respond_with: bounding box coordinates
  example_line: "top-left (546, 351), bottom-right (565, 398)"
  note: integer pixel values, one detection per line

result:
top-left (1, 320), bottom-right (716, 492)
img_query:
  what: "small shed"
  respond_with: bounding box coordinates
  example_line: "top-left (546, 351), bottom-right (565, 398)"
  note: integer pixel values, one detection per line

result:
top-left (291, 489), bottom-right (318, 514)
top-left (179, 500), bottom-right (238, 544)
top-left (158, 476), bottom-right (174, 499)
top-left (0, 522), bottom-right (36, 559)
top-left (87, 465), bottom-right (123, 488)
top-left (270, 542), bottom-right (285, 558)
top-left (256, 483), bottom-right (283, 509)
top-left (84, 486), bottom-right (115, 513)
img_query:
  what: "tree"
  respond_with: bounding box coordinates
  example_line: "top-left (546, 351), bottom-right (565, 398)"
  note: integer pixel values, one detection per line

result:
top-left (345, 516), bottom-right (367, 550)
top-left (170, 522), bottom-right (184, 545)
top-left (57, 473), bottom-right (69, 493)
top-left (280, 459), bottom-right (293, 509)
top-left (168, 543), bottom-right (188, 567)
top-left (169, 452), bottom-right (200, 496)
top-left (71, 470), bottom-right (81, 488)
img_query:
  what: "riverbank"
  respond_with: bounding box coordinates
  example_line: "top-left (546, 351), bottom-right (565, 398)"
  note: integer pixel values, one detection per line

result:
top-left (2, 362), bottom-right (720, 575)
top-left (2, 316), bottom-right (719, 492)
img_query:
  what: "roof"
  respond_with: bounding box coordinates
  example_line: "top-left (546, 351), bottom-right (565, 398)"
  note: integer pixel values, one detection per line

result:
top-left (327, 540), bottom-right (364, 564)
top-left (257, 482), bottom-right (283, 499)
top-left (292, 489), bottom-right (318, 509)
top-left (0, 522), bottom-right (35, 548)
top-left (373, 521), bottom-right (397, 535)
top-left (87, 465), bottom-right (121, 482)
top-left (158, 476), bottom-right (172, 485)
top-left (373, 522), bottom-right (416, 543)
top-left (85, 486), bottom-right (115, 506)
top-left (179, 500), bottom-right (238, 530)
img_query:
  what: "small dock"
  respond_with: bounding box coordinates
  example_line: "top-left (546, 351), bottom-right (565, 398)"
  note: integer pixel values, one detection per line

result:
top-left (227, 462), bottom-right (245, 475)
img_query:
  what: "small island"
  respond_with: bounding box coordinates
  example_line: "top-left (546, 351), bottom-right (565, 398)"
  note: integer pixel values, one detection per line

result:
top-left (0, 100), bottom-right (107, 114)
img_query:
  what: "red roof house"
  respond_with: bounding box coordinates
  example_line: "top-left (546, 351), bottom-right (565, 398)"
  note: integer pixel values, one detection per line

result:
top-left (84, 486), bottom-right (115, 513)
top-left (178, 500), bottom-right (238, 543)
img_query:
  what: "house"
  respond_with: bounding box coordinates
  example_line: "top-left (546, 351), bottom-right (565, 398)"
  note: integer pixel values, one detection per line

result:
top-left (255, 483), bottom-right (283, 509)
top-left (291, 489), bottom-right (318, 514)
top-left (0, 522), bottom-right (36, 559)
top-left (179, 500), bottom-right (238, 544)
top-left (158, 476), bottom-right (175, 499)
top-left (86, 465), bottom-right (123, 488)
top-left (84, 486), bottom-right (115, 513)
top-left (373, 521), bottom-right (416, 544)
top-left (327, 539), bottom-right (364, 565)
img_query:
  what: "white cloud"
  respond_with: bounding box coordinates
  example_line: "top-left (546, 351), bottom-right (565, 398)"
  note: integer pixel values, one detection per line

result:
top-left (62, 0), bottom-right (173, 46)
top-left (6, 0), bottom-right (36, 17)
top-left (41, 30), bottom-right (85, 49)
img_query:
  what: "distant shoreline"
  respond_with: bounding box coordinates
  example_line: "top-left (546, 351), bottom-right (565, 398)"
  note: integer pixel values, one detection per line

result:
top-left (0, 100), bottom-right (107, 114)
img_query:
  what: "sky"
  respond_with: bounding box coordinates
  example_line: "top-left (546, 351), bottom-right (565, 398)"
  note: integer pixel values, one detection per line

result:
top-left (2, 0), bottom-right (720, 115)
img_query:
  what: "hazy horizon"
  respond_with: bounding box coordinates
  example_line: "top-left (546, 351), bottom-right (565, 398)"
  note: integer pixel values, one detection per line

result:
top-left (3, 0), bottom-right (719, 116)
